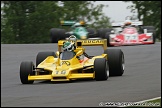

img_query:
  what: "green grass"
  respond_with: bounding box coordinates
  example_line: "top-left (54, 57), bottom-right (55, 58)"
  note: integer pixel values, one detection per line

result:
top-left (142, 98), bottom-right (161, 107)
top-left (124, 98), bottom-right (161, 107)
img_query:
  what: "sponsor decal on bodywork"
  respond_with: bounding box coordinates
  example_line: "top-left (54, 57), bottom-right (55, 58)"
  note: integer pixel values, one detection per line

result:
top-left (62, 40), bottom-right (104, 44)
top-left (61, 61), bottom-right (71, 66)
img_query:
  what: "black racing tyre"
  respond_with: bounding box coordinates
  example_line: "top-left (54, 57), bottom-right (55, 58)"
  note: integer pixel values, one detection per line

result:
top-left (20, 61), bottom-right (35, 84)
top-left (141, 26), bottom-right (156, 44)
top-left (36, 52), bottom-right (56, 67)
top-left (58, 29), bottom-right (67, 40)
top-left (103, 28), bottom-right (113, 39)
top-left (97, 28), bottom-right (103, 38)
top-left (97, 28), bottom-right (113, 38)
top-left (50, 28), bottom-right (60, 43)
top-left (105, 32), bottom-right (113, 47)
top-left (148, 30), bottom-right (156, 44)
top-left (94, 58), bottom-right (109, 81)
top-left (87, 28), bottom-right (96, 38)
top-left (104, 49), bottom-right (125, 76)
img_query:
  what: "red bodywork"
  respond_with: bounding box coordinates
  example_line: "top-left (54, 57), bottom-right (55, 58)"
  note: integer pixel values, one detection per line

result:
top-left (109, 27), bottom-right (154, 46)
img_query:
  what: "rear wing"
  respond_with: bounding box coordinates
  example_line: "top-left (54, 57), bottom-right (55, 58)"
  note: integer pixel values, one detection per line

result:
top-left (60, 21), bottom-right (76, 26)
top-left (112, 21), bottom-right (143, 27)
top-left (60, 20), bottom-right (86, 26)
top-left (58, 39), bottom-right (107, 52)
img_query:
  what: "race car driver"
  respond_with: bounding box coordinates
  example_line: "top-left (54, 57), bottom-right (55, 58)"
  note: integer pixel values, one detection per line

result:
top-left (123, 20), bottom-right (132, 28)
top-left (65, 22), bottom-right (83, 36)
top-left (62, 41), bottom-right (76, 53)
top-left (62, 41), bottom-right (90, 62)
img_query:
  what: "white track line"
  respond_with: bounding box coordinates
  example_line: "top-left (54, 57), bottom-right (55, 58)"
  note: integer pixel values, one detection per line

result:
top-left (118, 97), bottom-right (161, 107)
top-left (135, 96), bottom-right (161, 103)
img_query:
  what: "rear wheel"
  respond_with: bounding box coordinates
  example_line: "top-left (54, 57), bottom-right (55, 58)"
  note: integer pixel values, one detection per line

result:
top-left (141, 26), bottom-right (156, 44)
top-left (104, 49), bottom-right (125, 76)
top-left (94, 58), bottom-right (109, 81)
top-left (97, 28), bottom-right (103, 38)
top-left (98, 28), bottom-right (113, 38)
top-left (20, 61), bottom-right (35, 84)
top-left (58, 29), bottom-right (67, 40)
top-left (87, 28), bottom-right (96, 38)
top-left (50, 28), bottom-right (59, 43)
top-left (36, 52), bottom-right (56, 67)
top-left (105, 32), bottom-right (113, 47)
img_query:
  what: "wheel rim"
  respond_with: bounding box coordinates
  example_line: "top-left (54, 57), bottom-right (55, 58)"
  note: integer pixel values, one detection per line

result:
top-left (106, 62), bottom-right (109, 77)
top-left (122, 54), bottom-right (125, 71)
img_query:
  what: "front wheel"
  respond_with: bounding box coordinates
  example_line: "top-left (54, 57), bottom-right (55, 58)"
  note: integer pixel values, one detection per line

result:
top-left (36, 52), bottom-right (56, 67)
top-left (94, 58), bottom-right (109, 81)
top-left (104, 49), bottom-right (125, 76)
top-left (20, 61), bottom-right (35, 84)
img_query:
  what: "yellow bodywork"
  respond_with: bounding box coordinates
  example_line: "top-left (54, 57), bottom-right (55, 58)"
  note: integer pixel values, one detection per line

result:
top-left (58, 39), bottom-right (107, 52)
top-left (28, 39), bottom-right (108, 81)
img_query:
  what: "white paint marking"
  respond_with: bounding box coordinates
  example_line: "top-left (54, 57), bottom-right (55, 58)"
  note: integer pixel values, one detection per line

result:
top-left (135, 96), bottom-right (161, 103)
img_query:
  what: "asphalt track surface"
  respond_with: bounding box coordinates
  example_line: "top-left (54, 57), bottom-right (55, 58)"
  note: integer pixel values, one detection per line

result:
top-left (1, 42), bottom-right (161, 107)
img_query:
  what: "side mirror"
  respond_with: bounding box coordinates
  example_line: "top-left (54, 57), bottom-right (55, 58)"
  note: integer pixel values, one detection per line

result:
top-left (76, 50), bottom-right (83, 56)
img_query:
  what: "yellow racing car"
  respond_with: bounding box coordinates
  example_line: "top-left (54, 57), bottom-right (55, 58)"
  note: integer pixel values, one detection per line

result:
top-left (20, 36), bottom-right (125, 84)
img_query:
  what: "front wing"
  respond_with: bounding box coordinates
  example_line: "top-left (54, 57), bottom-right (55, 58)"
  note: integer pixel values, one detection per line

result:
top-left (28, 73), bottom-right (94, 81)
top-left (28, 65), bottom-right (95, 81)
top-left (109, 33), bottom-right (154, 46)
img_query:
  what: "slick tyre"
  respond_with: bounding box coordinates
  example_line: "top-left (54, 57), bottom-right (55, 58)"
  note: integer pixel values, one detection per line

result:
top-left (104, 49), bottom-right (125, 76)
top-left (97, 28), bottom-right (103, 38)
top-left (105, 32), bottom-right (113, 47)
top-left (142, 26), bottom-right (156, 44)
top-left (97, 28), bottom-right (113, 38)
top-left (58, 29), bottom-right (67, 40)
top-left (20, 61), bottom-right (35, 84)
top-left (87, 28), bottom-right (96, 38)
top-left (36, 52), bottom-right (56, 66)
top-left (94, 58), bottom-right (109, 81)
top-left (50, 28), bottom-right (60, 43)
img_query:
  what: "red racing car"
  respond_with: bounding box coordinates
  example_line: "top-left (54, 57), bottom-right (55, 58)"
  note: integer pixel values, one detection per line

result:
top-left (105, 20), bottom-right (156, 47)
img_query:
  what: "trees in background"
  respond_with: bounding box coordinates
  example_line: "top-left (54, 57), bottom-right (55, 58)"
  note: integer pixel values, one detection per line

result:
top-left (1, 1), bottom-right (161, 43)
top-left (1, 1), bottom-right (111, 43)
